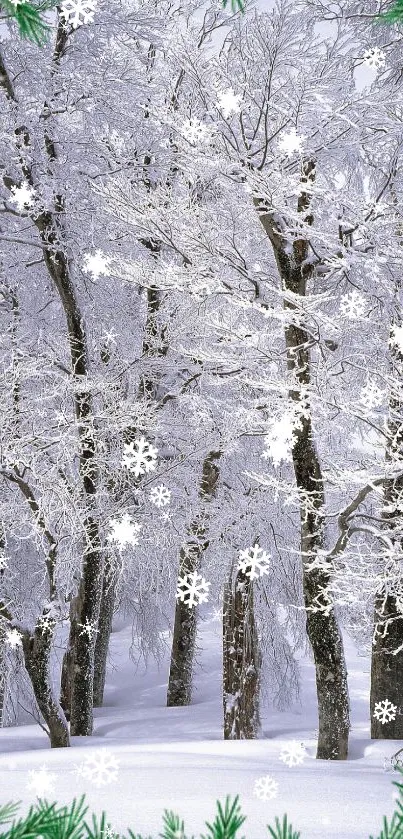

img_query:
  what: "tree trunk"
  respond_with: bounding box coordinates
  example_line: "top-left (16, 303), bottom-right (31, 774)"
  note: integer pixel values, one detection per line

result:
top-left (223, 564), bottom-right (261, 739)
top-left (93, 557), bottom-right (119, 707)
top-left (370, 316), bottom-right (403, 738)
top-left (253, 160), bottom-right (350, 759)
top-left (167, 450), bottom-right (221, 706)
top-left (21, 621), bottom-right (70, 748)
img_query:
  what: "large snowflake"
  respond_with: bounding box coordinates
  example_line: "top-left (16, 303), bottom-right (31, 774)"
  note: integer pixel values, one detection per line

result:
top-left (340, 290), bottom-right (367, 319)
top-left (278, 127), bottom-right (304, 156)
top-left (181, 118), bottom-right (211, 144)
top-left (176, 571), bottom-right (211, 608)
top-left (217, 88), bottom-right (242, 118)
top-left (27, 764), bottom-right (57, 797)
top-left (77, 618), bottom-right (99, 640)
top-left (279, 740), bottom-right (306, 767)
top-left (108, 513), bottom-right (141, 549)
top-left (373, 699), bottom-right (397, 725)
top-left (73, 748), bottom-right (119, 787)
top-left (150, 484), bottom-right (171, 508)
top-left (5, 628), bottom-right (23, 649)
top-left (60, 0), bottom-right (97, 28)
top-left (121, 436), bottom-right (158, 478)
top-left (9, 182), bottom-right (35, 212)
top-left (262, 414), bottom-right (298, 466)
top-left (360, 377), bottom-right (384, 409)
top-left (237, 543), bottom-right (271, 580)
top-left (253, 774), bottom-right (279, 801)
top-left (363, 47), bottom-right (386, 70)
top-left (82, 249), bottom-right (111, 280)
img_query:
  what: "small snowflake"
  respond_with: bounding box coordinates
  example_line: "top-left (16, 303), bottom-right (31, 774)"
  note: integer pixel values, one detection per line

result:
top-left (237, 543), bottom-right (271, 580)
top-left (77, 618), bottom-right (99, 640)
top-left (340, 290), bottom-right (367, 319)
top-left (102, 828), bottom-right (118, 839)
top-left (108, 513), bottom-right (141, 549)
top-left (253, 774), bottom-right (279, 801)
top-left (9, 182), bottom-right (35, 212)
top-left (160, 510), bottom-right (172, 523)
top-left (73, 748), bottom-right (119, 787)
top-left (121, 436), bottom-right (158, 478)
top-left (278, 128), bottom-right (304, 156)
top-left (150, 484), bottom-right (171, 508)
top-left (262, 414), bottom-right (298, 466)
top-left (27, 764), bottom-right (57, 797)
top-left (360, 377), bottom-right (384, 409)
top-left (182, 118), bottom-right (210, 144)
top-left (36, 614), bottom-right (55, 635)
top-left (217, 88), bottom-right (242, 118)
top-left (363, 47), bottom-right (386, 69)
top-left (0, 554), bottom-right (9, 571)
top-left (373, 699), bottom-right (397, 725)
top-left (176, 571), bottom-right (211, 608)
top-left (82, 250), bottom-right (111, 280)
top-left (279, 740), bottom-right (306, 767)
top-left (60, 0), bottom-right (97, 28)
top-left (5, 628), bottom-right (23, 649)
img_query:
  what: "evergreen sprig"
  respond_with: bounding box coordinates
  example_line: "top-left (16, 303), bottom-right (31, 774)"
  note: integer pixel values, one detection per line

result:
top-left (370, 765), bottom-right (403, 839)
top-left (222, 0), bottom-right (245, 12)
top-left (376, 0), bottom-right (403, 24)
top-left (1, 0), bottom-right (59, 46)
top-left (266, 815), bottom-right (300, 839)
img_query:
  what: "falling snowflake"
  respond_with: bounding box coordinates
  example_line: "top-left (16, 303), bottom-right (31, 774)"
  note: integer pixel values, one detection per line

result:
top-left (60, 0), bottom-right (96, 28)
top-left (160, 510), bottom-right (172, 523)
top-left (363, 47), bottom-right (386, 70)
top-left (279, 740), bottom-right (306, 767)
top-left (360, 378), bottom-right (384, 409)
top-left (390, 325), bottom-right (403, 353)
top-left (237, 543), bottom-right (271, 580)
top-left (262, 414), bottom-right (299, 466)
top-left (82, 250), bottom-right (111, 281)
top-left (73, 748), bottom-right (119, 787)
top-left (181, 118), bottom-right (211, 144)
top-left (9, 182), bottom-right (35, 212)
top-left (150, 484), bottom-right (171, 508)
top-left (373, 699), bottom-right (398, 725)
top-left (102, 828), bottom-right (118, 839)
top-left (340, 290), bottom-right (367, 319)
top-left (253, 774), bottom-right (279, 801)
top-left (278, 127), bottom-right (304, 156)
top-left (108, 513), bottom-right (141, 550)
top-left (121, 436), bottom-right (158, 478)
top-left (36, 614), bottom-right (55, 635)
top-left (5, 628), bottom-right (23, 649)
top-left (0, 554), bottom-right (9, 571)
top-left (176, 571), bottom-right (211, 608)
top-left (77, 618), bottom-right (99, 640)
top-left (27, 764), bottom-right (57, 797)
top-left (217, 88), bottom-right (242, 118)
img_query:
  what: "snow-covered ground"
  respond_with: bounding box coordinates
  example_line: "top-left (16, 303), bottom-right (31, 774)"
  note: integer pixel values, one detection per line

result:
top-left (0, 613), bottom-right (400, 838)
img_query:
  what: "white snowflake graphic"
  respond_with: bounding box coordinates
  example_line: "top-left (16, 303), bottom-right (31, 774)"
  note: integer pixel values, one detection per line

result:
top-left (36, 614), bottom-right (55, 635)
top-left (360, 378), bottom-right (384, 409)
top-left (176, 571), bottom-right (211, 608)
top-left (340, 290), bottom-right (367, 319)
top-left (5, 628), bottom-right (23, 649)
top-left (82, 250), bottom-right (111, 280)
top-left (150, 484), bottom-right (171, 508)
top-left (262, 414), bottom-right (299, 466)
top-left (9, 182), bottom-right (35, 212)
top-left (77, 618), bottom-right (99, 640)
top-left (182, 118), bottom-right (210, 144)
top-left (60, 0), bottom-right (96, 28)
top-left (373, 699), bottom-right (398, 725)
top-left (108, 513), bottom-right (141, 549)
top-left (278, 127), bottom-right (304, 156)
top-left (363, 47), bottom-right (386, 70)
top-left (0, 553), bottom-right (8, 571)
top-left (73, 748), bottom-right (119, 787)
top-left (390, 325), bottom-right (403, 353)
top-left (27, 764), bottom-right (57, 797)
top-left (160, 510), bottom-right (172, 523)
top-left (279, 740), bottom-right (306, 767)
top-left (253, 774), bottom-right (279, 801)
top-left (121, 436), bottom-right (158, 478)
top-left (217, 88), bottom-right (242, 118)
top-left (237, 543), bottom-right (271, 580)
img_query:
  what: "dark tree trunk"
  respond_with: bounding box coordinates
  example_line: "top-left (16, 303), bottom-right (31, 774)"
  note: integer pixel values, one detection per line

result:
top-left (253, 160), bottom-right (350, 760)
top-left (21, 620), bottom-right (70, 748)
top-left (371, 318), bottom-right (403, 738)
top-left (93, 558), bottom-right (119, 707)
top-left (223, 564), bottom-right (261, 739)
top-left (167, 450), bottom-right (221, 706)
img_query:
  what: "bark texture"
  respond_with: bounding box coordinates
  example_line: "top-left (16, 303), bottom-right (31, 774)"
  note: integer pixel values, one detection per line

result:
top-left (253, 161), bottom-right (350, 759)
top-left (223, 565), bottom-right (261, 739)
top-left (167, 450), bottom-right (221, 706)
top-left (21, 621), bottom-right (70, 748)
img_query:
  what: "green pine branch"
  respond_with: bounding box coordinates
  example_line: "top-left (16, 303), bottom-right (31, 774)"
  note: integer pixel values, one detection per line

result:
top-left (1, 0), bottom-right (59, 46)
top-left (201, 796), bottom-right (246, 839)
top-left (266, 815), bottom-right (300, 839)
top-left (376, 0), bottom-right (403, 24)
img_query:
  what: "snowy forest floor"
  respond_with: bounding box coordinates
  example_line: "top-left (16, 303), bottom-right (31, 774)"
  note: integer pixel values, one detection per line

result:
top-left (0, 612), bottom-right (400, 839)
